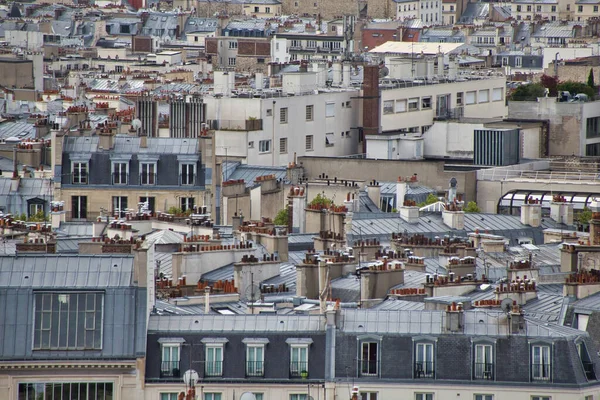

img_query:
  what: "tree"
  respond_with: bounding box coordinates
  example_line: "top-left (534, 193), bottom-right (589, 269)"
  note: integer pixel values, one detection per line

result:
top-left (588, 69), bottom-right (595, 89)
top-left (509, 83), bottom-right (546, 101)
top-left (28, 210), bottom-right (48, 222)
top-left (308, 193), bottom-right (333, 209)
top-left (557, 81), bottom-right (595, 98)
top-left (540, 74), bottom-right (559, 97)
top-left (274, 208), bottom-right (289, 226)
top-left (578, 207), bottom-right (592, 225)
top-left (418, 193), bottom-right (439, 207)
top-left (463, 201), bottom-right (481, 213)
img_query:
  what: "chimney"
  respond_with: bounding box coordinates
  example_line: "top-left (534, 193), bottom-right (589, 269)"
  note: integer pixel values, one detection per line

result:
top-left (332, 63), bottom-right (342, 86)
top-left (342, 63), bottom-right (351, 87)
top-left (98, 131), bottom-right (115, 150)
top-left (12, 146), bottom-right (18, 179)
top-left (140, 130), bottom-right (147, 148)
top-left (360, 262), bottom-right (405, 304)
top-left (445, 302), bottom-right (464, 332)
top-left (508, 303), bottom-right (524, 334)
top-left (448, 177), bottom-right (458, 203)
top-left (318, 260), bottom-right (328, 314)
top-left (50, 201), bottom-right (66, 229)
top-left (437, 52), bottom-right (444, 77)
top-left (520, 198), bottom-right (542, 227)
top-left (366, 180), bottom-right (381, 209)
top-left (550, 196), bottom-right (573, 225)
top-left (442, 204), bottom-right (465, 230)
top-left (589, 199), bottom-right (600, 246)
top-left (232, 214), bottom-right (244, 232)
top-left (426, 57), bottom-right (435, 80)
top-left (288, 186), bottom-right (306, 233)
top-left (204, 286), bottom-right (211, 314)
top-left (361, 65), bottom-right (380, 143)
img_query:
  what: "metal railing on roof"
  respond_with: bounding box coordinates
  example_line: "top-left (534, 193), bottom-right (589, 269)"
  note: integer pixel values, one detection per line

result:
top-left (477, 161), bottom-right (600, 183)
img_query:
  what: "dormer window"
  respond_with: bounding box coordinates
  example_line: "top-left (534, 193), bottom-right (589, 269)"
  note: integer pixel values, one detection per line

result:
top-left (531, 344), bottom-right (551, 381)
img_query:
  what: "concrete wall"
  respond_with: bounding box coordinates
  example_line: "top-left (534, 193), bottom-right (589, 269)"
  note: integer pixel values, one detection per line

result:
top-left (171, 248), bottom-right (257, 283)
top-left (423, 121), bottom-right (486, 159)
top-left (0, 58), bottom-right (34, 90)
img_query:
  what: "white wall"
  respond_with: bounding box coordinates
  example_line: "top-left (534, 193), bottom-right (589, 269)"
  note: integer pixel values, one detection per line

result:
top-left (5, 30), bottom-right (43, 50)
top-left (423, 121), bottom-right (485, 159)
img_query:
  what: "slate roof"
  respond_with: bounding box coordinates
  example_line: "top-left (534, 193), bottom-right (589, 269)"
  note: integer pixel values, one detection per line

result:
top-left (0, 254), bottom-right (134, 288)
top-left (184, 17), bottom-right (219, 34)
top-left (223, 161), bottom-right (288, 188)
top-left (146, 229), bottom-right (185, 245)
top-left (63, 136), bottom-right (200, 155)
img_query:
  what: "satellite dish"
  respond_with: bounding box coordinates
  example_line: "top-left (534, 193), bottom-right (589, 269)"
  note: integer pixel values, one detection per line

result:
top-left (240, 393), bottom-right (257, 400)
top-left (500, 297), bottom-right (513, 314)
top-left (182, 370), bottom-right (199, 387)
top-left (132, 118), bottom-right (142, 130)
top-left (245, 284), bottom-right (261, 302)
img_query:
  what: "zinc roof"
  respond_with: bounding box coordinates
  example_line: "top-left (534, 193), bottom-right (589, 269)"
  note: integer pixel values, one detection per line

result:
top-left (0, 121), bottom-right (35, 141)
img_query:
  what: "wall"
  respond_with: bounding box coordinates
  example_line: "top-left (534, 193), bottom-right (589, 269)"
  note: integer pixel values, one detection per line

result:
top-left (281, 0), bottom-right (394, 19)
top-left (423, 121), bottom-right (485, 159)
top-left (0, 58), bottom-right (34, 89)
top-left (171, 248), bottom-right (257, 283)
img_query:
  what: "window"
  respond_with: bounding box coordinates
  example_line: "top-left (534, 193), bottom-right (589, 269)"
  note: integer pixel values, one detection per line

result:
top-left (259, 139), bottom-right (271, 153)
top-left (180, 197), bottom-right (195, 212)
top-left (307, 40), bottom-right (317, 49)
top-left (115, 65), bottom-right (123, 73)
top-left (475, 396), bottom-right (493, 400)
top-left (578, 5), bottom-right (583, 12)
top-left (265, 6), bottom-right (271, 12)
top-left (139, 196), bottom-right (155, 213)
top-left (19, 383), bottom-right (113, 400)
top-left (465, 91), bottom-right (476, 105)
top-left (253, 395), bottom-right (264, 400)
top-left (326, 102), bottom-right (335, 117)
top-left (306, 105), bottom-right (314, 121)
top-left (180, 163), bottom-right (195, 185)
top-left (346, 101), bottom-right (351, 108)
top-left (290, 395), bottom-right (308, 400)
top-left (474, 344), bottom-right (494, 380)
top-left (72, 162), bottom-right (88, 184)
top-left (394, 99), bottom-right (407, 113)
top-left (516, 57), bottom-right (522, 67)
top-left (415, 394), bottom-right (433, 400)
top-left (306, 135), bottom-right (314, 151)
top-left (112, 162), bottom-right (128, 184)
top-left (360, 342), bottom-right (378, 375)
top-left (161, 344), bottom-right (181, 377)
top-left (205, 394), bottom-right (222, 400)
top-left (140, 162), bottom-right (156, 185)
top-left (551, 5), bottom-right (556, 12)
top-left (280, 138), bottom-right (288, 154)
top-left (479, 89), bottom-right (489, 103)
top-left (112, 196), bottom-right (128, 218)
top-left (280, 107), bottom-right (288, 123)
top-left (229, 41), bottom-right (237, 49)
top-left (71, 196), bottom-right (87, 219)
top-left (456, 92), bottom-right (463, 106)
top-left (290, 346), bottom-right (308, 376)
top-left (205, 346), bottom-right (223, 377)
top-left (531, 345), bottom-right (551, 381)
top-left (536, 5), bottom-right (541, 11)
top-left (595, 6), bottom-right (599, 12)
top-left (383, 100), bottom-right (394, 114)
top-left (361, 393), bottom-right (378, 400)
top-left (587, 117), bottom-right (600, 138)
top-left (408, 97), bottom-right (419, 111)
top-left (325, 132), bottom-right (334, 147)
top-left (246, 345), bottom-right (264, 376)
top-left (516, 5), bottom-right (521, 11)
top-left (161, 394), bottom-right (179, 400)
top-left (415, 342), bottom-right (434, 378)
top-left (266, 109), bottom-right (272, 117)
top-left (29, 203), bottom-right (44, 217)
top-left (228, 57), bottom-right (236, 66)
top-left (527, 5), bottom-right (532, 11)
top-left (421, 96), bottom-right (432, 109)
top-left (248, 141), bottom-right (254, 148)
top-left (492, 88), bottom-right (503, 102)
top-left (531, 397), bottom-right (550, 400)
top-left (577, 342), bottom-right (596, 380)
top-left (33, 292), bottom-right (103, 350)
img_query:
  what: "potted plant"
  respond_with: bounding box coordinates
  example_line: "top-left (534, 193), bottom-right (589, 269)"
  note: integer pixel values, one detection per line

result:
top-left (301, 370), bottom-right (308, 379)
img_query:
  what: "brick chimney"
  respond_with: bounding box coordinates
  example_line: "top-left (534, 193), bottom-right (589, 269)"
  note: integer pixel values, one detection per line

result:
top-left (361, 65), bottom-right (380, 150)
top-left (397, 176), bottom-right (419, 223)
top-left (445, 302), bottom-right (465, 333)
top-left (520, 198), bottom-right (542, 227)
top-left (550, 195), bottom-right (574, 225)
top-left (442, 202), bottom-right (465, 230)
top-left (360, 259), bottom-right (405, 302)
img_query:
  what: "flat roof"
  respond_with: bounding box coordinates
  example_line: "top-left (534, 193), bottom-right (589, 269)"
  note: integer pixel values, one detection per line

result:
top-left (370, 41), bottom-right (465, 55)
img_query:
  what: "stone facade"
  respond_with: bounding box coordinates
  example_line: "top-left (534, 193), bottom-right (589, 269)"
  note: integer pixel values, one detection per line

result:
top-left (281, 0), bottom-right (394, 19)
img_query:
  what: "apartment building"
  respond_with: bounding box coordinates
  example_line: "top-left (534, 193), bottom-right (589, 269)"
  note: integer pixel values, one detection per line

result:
top-left (241, 0), bottom-right (283, 17)
top-left (395, 0), bottom-right (420, 21)
top-left (204, 70), bottom-right (360, 166)
top-left (575, 0), bottom-right (600, 22)
top-left (273, 32), bottom-right (349, 62)
top-left (511, 0), bottom-right (560, 21)
top-left (205, 36), bottom-right (271, 72)
top-left (0, 254), bottom-right (147, 399)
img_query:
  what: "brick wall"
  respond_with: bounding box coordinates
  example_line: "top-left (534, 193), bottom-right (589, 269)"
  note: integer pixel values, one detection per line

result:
top-left (541, 64), bottom-right (600, 87)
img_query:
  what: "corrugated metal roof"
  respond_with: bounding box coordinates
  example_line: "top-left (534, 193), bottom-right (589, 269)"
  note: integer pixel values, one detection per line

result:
top-left (372, 298), bottom-right (425, 311)
top-left (148, 313), bottom-right (325, 332)
top-left (156, 252), bottom-right (173, 277)
top-left (0, 255), bottom-right (134, 288)
top-left (146, 229), bottom-right (184, 245)
top-left (55, 222), bottom-right (94, 238)
top-left (202, 263), bottom-right (234, 282)
top-left (572, 291), bottom-right (600, 313)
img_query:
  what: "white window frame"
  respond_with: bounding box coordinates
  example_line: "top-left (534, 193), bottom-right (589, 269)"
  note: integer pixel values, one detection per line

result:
top-left (205, 345), bottom-right (224, 377)
top-left (228, 57), bottom-right (236, 66)
top-left (259, 139), bottom-right (271, 153)
top-left (140, 162), bottom-right (157, 185)
top-left (111, 162), bottom-right (128, 185)
top-left (360, 341), bottom-right (378, 376)
top-left (415, 394), bottom-right (434, 400)
top-left (112, 196), bottom-right (128, 217)
top-left (479, 89), bottom-right (489, 103)
top-left (474, 395), bottom-right (493, 400)
top-left (325, 132), bottom-right (335, 147)
top-left (180, 163), bottom-right (196, 185)
top-left (290, 345), bottom-right (309, 376)
top-left (325, 102), bottom-right (335, 117)
top-left (415, 342), bottom-right (434, 378)
top-left (531, 345), bottom-right (551, 381)
top-left (228, 41), bottom-right (237, 49)
top-left (72, 162), bottom-right (88, 184)
top-left (516, 57), bottom-right (522, 67)
top-left (29, 203), bottom-right (44, 217)
top-left (361, 393), bottom-right (378, 400)
top-left (204, 393), bottom-right (222, 400)
top-left (246, 345), bottom-right (265, 376)
top-left (161, 344), bottom-right (181, 376)
top-left (474, 344), bottom-right (493, 379)
top-left (306, 135), bottom-right (314, 151)
top-left (531, 397), bottom-right (551, 400)
top-left (306, 105), bottom-right (314, 121)
top-left (408, 97), bottom-right (419, 111)
top-left (492, 88), bottom-right (503, 102)
top-left (465, 91), bottom-right (477, 105)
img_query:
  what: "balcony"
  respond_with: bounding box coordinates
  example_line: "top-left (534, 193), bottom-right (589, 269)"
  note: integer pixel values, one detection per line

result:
top-left (435, 107), bottom-right (464, 121)
top-left (140, 173), bottom-right (157, 185)
top-left (583, 362), bottom-right (596, 380)
top-left (359, 359), bottom-right (378, 376)
top-left (112, 172), bottom-right (128, 185)
top-left (179, 174), bottom-right (197, 186)
top-left (246, 361), bottom-right (264, 377)
top-left (208, 119), bottom-right (263, 131)
top-left (290, 361), bottom-right (309, 378)
top-left (414, 361), bottom-right (435, 378)
top-left (474, 362), bottom-right (494, 380)
top-left (161, 361), bottom-right (181, 378)
top-left (531, 364), bottom-right (551, 381)
top-left (205, 361), bottom-right (223, 377)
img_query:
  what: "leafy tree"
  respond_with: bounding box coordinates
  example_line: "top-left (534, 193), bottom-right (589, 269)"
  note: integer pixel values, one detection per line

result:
top-left (418, 193), bottom-right (440, 207)
top-left (308, 193), bottom-right (333, 209)
top-left (509, 83), bottom-right (546, 101)
top-left (557, 81), bottom-right (595, 98)
top-left (463, 201), bottom-right (481, 213)
top-left (274, 208), bottom-right (289, 225)
top-left (167, 206), bottom-right (183, 215)
top-left (540, 74), bottom-right (559, 97)
top-left (578, 207), bottom-right (592, 225)
top-left (28, 210), bottom-right (48, 222)
top-left (588, 69), bottom-right (595, 89)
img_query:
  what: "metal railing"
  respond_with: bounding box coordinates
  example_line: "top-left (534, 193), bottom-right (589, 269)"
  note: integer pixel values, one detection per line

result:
top-left (414, 361), bottom-right (435, 378)
top-left (474, 362), bottom-right (494, 380)
top-left (290, 361), bottom-right (308, 378)
top-left (112, 172), bottom-right (128, 185)
top-left (246, 361), bottom-right (264, 377)
top-left (140, 173), bottom-right (157, 185)
top-left (359, 359), bottom-right (378, 376)
top-left (205, 361), bottom-right (223, 377)
top-left (71, 172), bottom-right (88, 184)
top-left (531, 363), bottom-right (551, 381)
top-left (179, 174), bottom-right (197, 186)
top-left (161, 361), bottom-right (181, 378)
top-left (435, 107), bottom-right (464, 121)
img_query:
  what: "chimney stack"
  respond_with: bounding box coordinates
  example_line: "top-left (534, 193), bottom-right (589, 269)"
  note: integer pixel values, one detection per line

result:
top-left (550, 195), bottom-right (573, 225)
top-left (520, 198), bottom-right (542, 227)
top-left (204, 286), bottom-right (211, 314)
top-left (589, 199), bottom-right (600, 246)
top-left (508, 303), bottom-right (524, 334)
top-left (367, 180), bottom-right (381, 210)
top-left (445, 302), bottom-right (464, 332)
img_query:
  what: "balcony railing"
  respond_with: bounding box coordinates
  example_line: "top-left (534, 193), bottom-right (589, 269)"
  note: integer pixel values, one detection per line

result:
top-left (531, 363), bottom-right (551, 381)
top-left (179, 174), bottom-right (197, 186)
top-left (112, 172), bottom-right (128, 185)
top-left (207, 119), bottom-right (263, 131)
top-left (359, 359), bottom-right (378, 376)
top-left (583, 362), bottom-right (596, 380)
top-left (290, 361), bottom-right (308, 378)
top-left (246, 361), bottom-right (264, 377)
top-left (205, 361), bottom-right (223, 377)
top-left (474, 362), bottom-right (494, 380)
top-left (71, 172), bottom-right (88, 184)
top-left (414, 361), bottom-right (435, 378)
top-left (140, 173), bottom-right (157, 185)
top-left (161, 361), bottom-right (181, 378)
